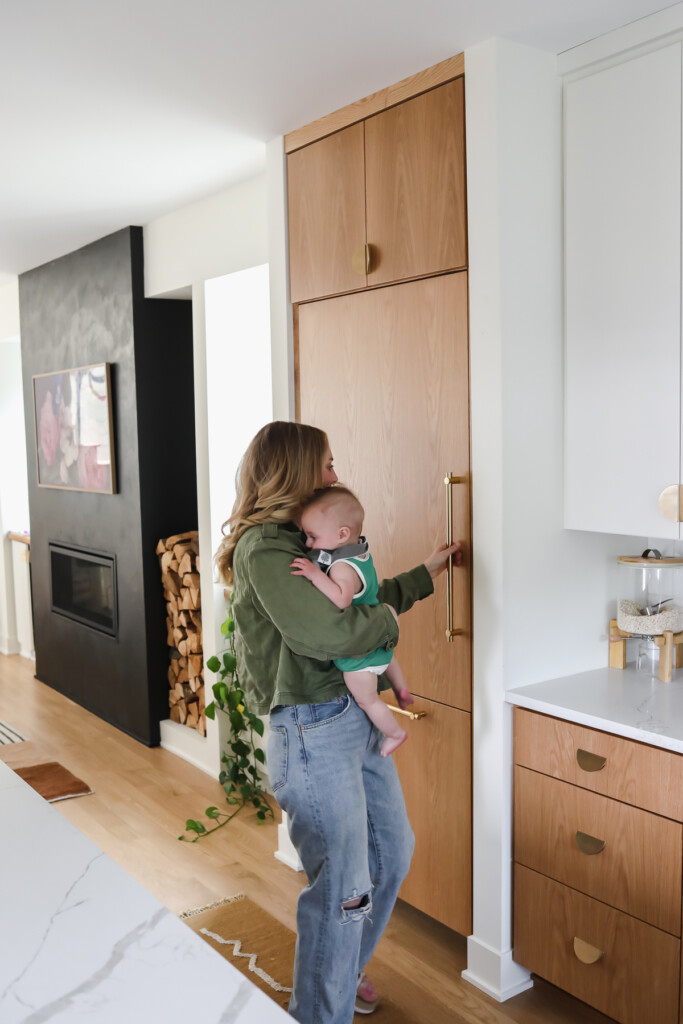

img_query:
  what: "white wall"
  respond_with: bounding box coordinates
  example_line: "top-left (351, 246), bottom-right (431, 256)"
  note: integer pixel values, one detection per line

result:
top-left (0, 337), bottom-right (30, 656)
top-left (143, 175), bottom-right (268, 300)
top-left (0, 279), bottom-right (19, 340)
top-left (145, 172), bottom-right (274, 774)
top-left (464, 37), bottom-right (644, 1001)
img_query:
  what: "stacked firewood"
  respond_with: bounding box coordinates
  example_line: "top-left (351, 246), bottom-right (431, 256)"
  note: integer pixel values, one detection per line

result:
top-left (156, 530), bottom-right (205, 736)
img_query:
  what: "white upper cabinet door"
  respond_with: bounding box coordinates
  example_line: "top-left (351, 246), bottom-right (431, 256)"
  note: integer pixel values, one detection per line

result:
top-left (564, 44), bottom-right (682, 539)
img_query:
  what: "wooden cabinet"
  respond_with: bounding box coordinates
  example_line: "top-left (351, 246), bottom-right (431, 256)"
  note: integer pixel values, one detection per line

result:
top-left (287, 122), bottom-right (367, 302)
top-left (515, 865), bottom-right (680, 1024)
top-left (287, 77), bottom-right (467, 303)
top-left (564, 43), bottom-right (683, 537)
top-left (290, 60), bottom-right (471, 936)
top-left (384, 692), bottom-right (471, 934)
top-left (297, 268), bottom-right (471, 936)
top-left (298, 273), bottom-right (471, 713)
top-left (513, 708), bottom-right (683, 1024)
top-left (364, 79), bottom-right (467, 287)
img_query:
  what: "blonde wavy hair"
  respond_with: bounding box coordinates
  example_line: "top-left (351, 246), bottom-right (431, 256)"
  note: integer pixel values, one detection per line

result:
top-left (214, 421), bottom-right (329, 586)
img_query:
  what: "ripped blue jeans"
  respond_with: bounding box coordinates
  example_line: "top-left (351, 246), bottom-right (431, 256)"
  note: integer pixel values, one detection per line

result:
top-left (267, 696), bottom-right (414, 1024)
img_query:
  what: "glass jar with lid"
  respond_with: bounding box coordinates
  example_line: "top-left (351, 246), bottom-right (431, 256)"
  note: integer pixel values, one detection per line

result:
top-left (617, 549), bottom-right (683, 636)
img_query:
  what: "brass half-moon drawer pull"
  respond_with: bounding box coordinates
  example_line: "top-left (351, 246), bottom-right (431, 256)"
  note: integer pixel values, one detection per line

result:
top-left (387, 705), bottom-right (427, 721)
top-left (575, 830), bottom-right (606, 855)
top-left (576, 748), bottom-right (606, 772)
top-left (573, 937), bottom-right (604, 965)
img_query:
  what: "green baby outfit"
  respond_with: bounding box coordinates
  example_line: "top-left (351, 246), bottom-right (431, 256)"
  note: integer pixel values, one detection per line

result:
top-left (332, 553), bottom-right (394, 673)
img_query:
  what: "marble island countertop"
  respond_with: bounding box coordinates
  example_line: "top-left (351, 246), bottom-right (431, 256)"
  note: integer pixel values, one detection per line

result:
top-left (0, 759), bottom-right (289, 1024)
top-left (506, 664), bottom-right (683, 754)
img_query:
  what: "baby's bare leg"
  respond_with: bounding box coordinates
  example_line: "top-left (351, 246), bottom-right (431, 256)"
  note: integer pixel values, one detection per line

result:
top-left (344, 670), bottom-right (407, 757)
top-left (384, 658), bottom-right (413, 710)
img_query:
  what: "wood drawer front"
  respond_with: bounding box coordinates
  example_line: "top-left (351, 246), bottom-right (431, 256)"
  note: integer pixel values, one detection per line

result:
top-left (514, 707), bottom-right (683, 820)
top-left (515, 767), bottom-right (682, 934)
top-left (514, 864), bottom-right (680, 1024)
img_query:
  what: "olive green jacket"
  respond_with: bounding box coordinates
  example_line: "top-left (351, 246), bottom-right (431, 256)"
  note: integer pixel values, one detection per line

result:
top-left (232, 522), bottom-right (434, 714)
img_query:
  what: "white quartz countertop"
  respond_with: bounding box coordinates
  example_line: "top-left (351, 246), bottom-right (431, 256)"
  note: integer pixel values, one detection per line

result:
top-left (0, 760), bottom-right (289, 1023)
top-left (506, 665), bottom-right (683, 753)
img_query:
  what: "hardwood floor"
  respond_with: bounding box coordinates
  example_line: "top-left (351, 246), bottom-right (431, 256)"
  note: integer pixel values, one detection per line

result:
top-left (0, 653), bottom-right (614, 1024)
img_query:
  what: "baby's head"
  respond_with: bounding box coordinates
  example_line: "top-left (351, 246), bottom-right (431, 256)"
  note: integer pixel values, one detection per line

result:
top-left (300, 486), bottom-right (364, 551)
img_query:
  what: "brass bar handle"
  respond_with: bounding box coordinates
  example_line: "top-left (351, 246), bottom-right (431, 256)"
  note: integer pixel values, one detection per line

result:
top-left (444, 473), bottom-right (466, 643)
top-left (576, 749), bottom-right (607, 773)
top-left (573, 937), bottom-right (604, 965)
top-left (575, 831), bottom-right (606, 855)
top-left (387, 705), bottom-right (427, 721)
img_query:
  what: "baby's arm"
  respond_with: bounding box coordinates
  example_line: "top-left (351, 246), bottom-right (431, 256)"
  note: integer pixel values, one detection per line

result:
top-left (290, 558), bottom-right (361, 610)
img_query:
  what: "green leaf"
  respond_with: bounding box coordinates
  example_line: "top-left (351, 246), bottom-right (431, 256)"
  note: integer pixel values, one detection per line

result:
top-left (229, 710), bottom-right (244, 732)
top-left (206, 655), bottom-right (221, 673)
top-left (205, 806), bottom-right (221, 819)
top-left (227, 690), bottom-right (242, 712)
top-left (222, 652), bottom-right (237, 673)
top-left (218, 683), bottom-right (229, 704)
top-left (185, 819), bottom-right (206, 834)
top-left (251, 717), bottom-right (265, 737)
top-left (252, 796), bottom-right (261, 807)
top-left (226, 618), bottom-right (235, 634)
top-left (204, 702), bottom-right (216, 721)
top-left (257, 810), bottom-right (266, 821)
top-left (254, 748), bottom-right (265, 764)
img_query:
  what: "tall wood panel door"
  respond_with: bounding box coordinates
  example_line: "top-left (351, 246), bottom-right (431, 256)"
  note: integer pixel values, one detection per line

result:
top-left (384, 691), bottom-right (472, 934)
top-left (287, 122), bottom-right (367, 303)
top-left (297, 271), bottom-right (471, 712)
top-left (365, 78), bottom-right (467, 287)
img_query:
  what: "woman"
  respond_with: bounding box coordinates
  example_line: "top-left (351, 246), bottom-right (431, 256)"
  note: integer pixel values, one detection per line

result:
top-left (215, 421), bottom-right (460, 1024)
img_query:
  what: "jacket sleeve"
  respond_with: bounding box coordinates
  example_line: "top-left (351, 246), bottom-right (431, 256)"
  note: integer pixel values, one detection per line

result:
top-left (377, 564), bottom-right (434, 612)
top-left (247, 540), bottom-right (399, 661)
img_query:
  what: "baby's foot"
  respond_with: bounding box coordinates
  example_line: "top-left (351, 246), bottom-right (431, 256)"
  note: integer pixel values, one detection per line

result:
top-left (380, 730), bottom-right (407, 757)
top-left (395, 687), bottom-right (413, 710)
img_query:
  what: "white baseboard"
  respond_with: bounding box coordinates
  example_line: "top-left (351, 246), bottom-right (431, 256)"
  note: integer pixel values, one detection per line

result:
top-left (0, 635), bottom-right (20, 656)
top-left (19, 645), bottom-right (35, 661)
top-left (274, 817), bottom-right (303, 871)
top-left (159, 719), bottom-right (219, 779)
top-left (462, 934), bottom-right (533, 1002)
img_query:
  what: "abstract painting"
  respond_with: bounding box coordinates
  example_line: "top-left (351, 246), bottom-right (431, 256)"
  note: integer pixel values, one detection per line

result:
top-left (33, 363), bottom-right (116, 493)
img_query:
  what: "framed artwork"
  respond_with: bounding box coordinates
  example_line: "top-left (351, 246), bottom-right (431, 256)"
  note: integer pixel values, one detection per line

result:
top-left (32, 363), bottom-right (117, 493)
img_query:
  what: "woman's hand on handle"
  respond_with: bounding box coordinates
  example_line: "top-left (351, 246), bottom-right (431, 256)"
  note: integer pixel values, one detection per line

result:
top-left (424, 541), bottom-right (463, 580)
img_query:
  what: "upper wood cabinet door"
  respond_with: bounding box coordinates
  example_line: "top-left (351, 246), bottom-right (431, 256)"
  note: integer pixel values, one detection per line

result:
top-left (365, 78), bottom-right (467, 286)
top-left (287, 122), bottom-right (367, 303)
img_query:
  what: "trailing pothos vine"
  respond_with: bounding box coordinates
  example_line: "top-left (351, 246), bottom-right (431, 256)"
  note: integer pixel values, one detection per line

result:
top-left (178, 604), bottom-right (274, 841)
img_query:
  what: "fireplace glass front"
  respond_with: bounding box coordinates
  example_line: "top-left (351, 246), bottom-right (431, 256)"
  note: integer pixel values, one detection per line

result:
top-left (49, 543), bottom-right (117, 636)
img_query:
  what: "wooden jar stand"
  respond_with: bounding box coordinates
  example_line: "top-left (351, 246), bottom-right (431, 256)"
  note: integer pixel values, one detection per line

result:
top-left (609, 619), bottom-right (683, 682)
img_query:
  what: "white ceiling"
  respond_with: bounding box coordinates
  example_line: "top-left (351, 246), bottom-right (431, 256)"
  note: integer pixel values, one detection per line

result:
top-left (0, 0), bottom-right (676, 286)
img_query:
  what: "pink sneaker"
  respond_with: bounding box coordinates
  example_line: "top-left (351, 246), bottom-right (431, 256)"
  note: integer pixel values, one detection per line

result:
top-left (355, 972), bottom-right (379, 1014)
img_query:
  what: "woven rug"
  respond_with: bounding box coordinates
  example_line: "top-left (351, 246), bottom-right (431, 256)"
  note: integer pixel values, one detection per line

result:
top-left (180, 895), bottom-right (413, 1021)
top-left (0, 719), bottom-right (26, 744)
top-left (180, 895), bottom-right (294, 1011)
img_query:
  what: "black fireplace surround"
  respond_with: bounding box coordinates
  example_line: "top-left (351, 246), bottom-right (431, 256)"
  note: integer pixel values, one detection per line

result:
top-left (19, 227), bottom-right (197, 745)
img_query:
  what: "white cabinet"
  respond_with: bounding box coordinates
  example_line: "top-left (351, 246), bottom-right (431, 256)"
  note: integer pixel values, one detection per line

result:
top-left (564, 43), bottom-right (682, 538)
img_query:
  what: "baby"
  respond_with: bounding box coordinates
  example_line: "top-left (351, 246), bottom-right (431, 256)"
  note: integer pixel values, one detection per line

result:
top-left (290, 485), bottom-right (412, 757)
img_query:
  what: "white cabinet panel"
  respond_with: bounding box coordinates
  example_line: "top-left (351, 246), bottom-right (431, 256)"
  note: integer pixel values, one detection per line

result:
top-left (565, 44), bottom-right (681, 538)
